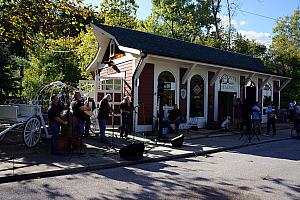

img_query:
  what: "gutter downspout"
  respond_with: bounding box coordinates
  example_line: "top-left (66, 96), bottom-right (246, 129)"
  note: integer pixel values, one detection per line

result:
top-left (132, 52), bottom-right (148, 133)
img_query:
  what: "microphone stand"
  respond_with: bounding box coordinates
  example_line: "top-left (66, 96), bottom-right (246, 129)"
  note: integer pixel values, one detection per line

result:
top-left (131, 105), bottom-right (139, 143)
top-left (110, 111), bottom-right (117, 149)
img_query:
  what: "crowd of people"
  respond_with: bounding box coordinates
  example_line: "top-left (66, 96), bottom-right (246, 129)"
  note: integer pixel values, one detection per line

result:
top-left (47, 88), bottom-right (300, 155)
top-left (288, 100), bottom-right (300, 134)
top-left (47, 91), bottom-right (138, 155)
top-left (233, 99), bottom-right (278, 136)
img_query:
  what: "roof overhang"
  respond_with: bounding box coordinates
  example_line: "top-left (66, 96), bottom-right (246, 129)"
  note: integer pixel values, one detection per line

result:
top-left (147, 54), bottom-right (291, 80)
top-left (86, 24), bottom-right (142, 73)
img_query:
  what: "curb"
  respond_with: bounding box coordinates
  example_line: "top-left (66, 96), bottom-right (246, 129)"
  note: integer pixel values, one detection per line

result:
top-left (0, 136), bottom-right (292, 184)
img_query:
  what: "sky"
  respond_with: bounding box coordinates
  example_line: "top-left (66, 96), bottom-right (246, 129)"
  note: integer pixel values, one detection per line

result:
top-left (84, 0), bottom-right (300, 46)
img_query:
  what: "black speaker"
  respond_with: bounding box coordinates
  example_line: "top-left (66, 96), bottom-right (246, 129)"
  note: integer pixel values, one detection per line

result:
top-left (171, 134), bottom-right (184, 147)
top-left (119, 143), bottom-right (145, 161)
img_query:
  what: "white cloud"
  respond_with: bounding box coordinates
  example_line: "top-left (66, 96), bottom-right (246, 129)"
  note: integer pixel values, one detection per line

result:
top-left (238, 30), bottom-right (272, 46)
top-left (239, 20), bottom-right (246, 26)
top-left (219, 15), bottom-right (246, 28)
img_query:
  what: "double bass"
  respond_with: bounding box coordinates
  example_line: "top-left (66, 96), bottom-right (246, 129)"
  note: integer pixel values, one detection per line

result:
top-left (59, 105), bottom-right (80, 153)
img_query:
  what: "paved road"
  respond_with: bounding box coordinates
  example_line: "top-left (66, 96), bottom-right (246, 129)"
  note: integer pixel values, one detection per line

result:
top-left (1, 139), bottom-right (299, 200)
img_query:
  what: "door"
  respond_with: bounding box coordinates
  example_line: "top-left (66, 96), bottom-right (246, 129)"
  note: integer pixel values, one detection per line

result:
top-left (95, 76), bottom-right (123, 126)
top-left (218, 91), bottom-right (235, 123)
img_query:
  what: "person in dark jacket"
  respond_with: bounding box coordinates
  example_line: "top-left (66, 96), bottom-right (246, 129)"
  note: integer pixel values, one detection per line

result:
top-left (71, 91), bottom-right (91, 146)
top-left (120, 96), bottom-right (131, 139)
top-left (265, 102), bottom-right (277, 136)
top-left (168, 104), bottom-right (182, 134)
top-left (97, 94), bottom-right (112, 143)
top-left (47, 95), bottom-right (68, 155)
top-left (83, 96), bottom-right (96, 138)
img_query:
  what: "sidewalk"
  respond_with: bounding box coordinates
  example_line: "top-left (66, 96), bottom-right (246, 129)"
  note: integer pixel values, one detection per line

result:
top-left (0, 123), bottom-right (294, 183)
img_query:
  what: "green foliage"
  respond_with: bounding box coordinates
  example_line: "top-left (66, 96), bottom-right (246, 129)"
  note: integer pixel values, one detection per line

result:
top-left (0, 0), bottom-right (99, 100)
top-left (0, 0), bottom-right (98, 47)
top-left (232, 33), bottom-right (267, 58)
top-left (0, 44), bottom-right (22, 101)
top-left (75, 28), bottom-right (98, 79)
top-left (147, 0), bottom-right (214, 42)
top-left (21, 33), bottom-right (97, 99)
top-left (269, 8), bottom-right (300, 104)
top-left (100, 0), bottom-right (138, 29)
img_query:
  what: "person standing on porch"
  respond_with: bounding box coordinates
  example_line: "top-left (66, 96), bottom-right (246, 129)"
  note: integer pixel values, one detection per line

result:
top-left (265, 102), bottom-right (277, 136)
top-left (168, 104), bottom-right (182, 134)
top-left (120, 96), bottom-right (131, 139)
top-left (251, 102), bottom-right (262, 135)
top-left (288, 100), bottom-right (296, 121)
top-left (97, 94), bottom-right (112, 143)
top-left (234, 98), bottom-right (242, 129)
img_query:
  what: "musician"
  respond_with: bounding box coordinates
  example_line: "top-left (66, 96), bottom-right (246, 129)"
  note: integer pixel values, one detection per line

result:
top-left (47, 95), bottom-right (68, 155)
top-left (120, 96), bottom-right (131, 139)
top-left (83, 96), bottom-right (96, 138)
top-left (71, 91), bottom-right (91, 146)
top-left (97, 94), bottom-right (112, 143)
top-left (168, 104), bottom-right (182, 134)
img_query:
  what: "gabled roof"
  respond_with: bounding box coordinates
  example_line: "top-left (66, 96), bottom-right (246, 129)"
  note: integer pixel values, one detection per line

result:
top-left (94, 23), bottom-right (271, 74)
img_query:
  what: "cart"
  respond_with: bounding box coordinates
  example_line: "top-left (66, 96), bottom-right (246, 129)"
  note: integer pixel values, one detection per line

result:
top-left (0, 81), bottom-right (75, 147)
top-left (0, 103), bottom-right (49, 147)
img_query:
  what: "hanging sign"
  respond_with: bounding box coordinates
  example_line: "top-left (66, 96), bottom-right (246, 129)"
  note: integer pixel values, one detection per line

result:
top-left (219, 74), bottom-right (237, 92)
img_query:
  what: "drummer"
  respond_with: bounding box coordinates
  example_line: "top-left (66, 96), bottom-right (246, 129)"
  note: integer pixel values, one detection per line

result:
top-left (47, 94), bottom-right (68, 155)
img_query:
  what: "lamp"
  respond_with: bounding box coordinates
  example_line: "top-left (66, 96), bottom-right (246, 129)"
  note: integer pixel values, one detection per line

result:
top-left (219, 74), bottom-right (230, 92)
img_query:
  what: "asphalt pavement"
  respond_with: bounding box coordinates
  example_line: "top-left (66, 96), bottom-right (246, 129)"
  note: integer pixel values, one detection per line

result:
top-left (0, 123), bottom-right (296, 184)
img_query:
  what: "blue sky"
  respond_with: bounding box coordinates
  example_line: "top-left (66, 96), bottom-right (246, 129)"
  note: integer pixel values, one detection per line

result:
top-left (85, 0), bottom-right (300, 45)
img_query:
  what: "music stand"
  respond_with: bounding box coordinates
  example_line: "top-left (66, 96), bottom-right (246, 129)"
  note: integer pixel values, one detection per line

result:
top-left (239, 115), bottom-right (260, 143)
top-left (109, 112), bottom-right (118, 150)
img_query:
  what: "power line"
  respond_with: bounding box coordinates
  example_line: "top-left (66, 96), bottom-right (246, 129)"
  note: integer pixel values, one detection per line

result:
top-left (238, 9), bottom-right (278, 21)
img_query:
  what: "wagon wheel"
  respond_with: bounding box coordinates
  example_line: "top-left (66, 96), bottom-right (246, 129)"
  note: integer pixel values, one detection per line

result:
top-left (90, 109), bottom-right (99, 134)
top-left (23, 117), bottom-right (41, 147)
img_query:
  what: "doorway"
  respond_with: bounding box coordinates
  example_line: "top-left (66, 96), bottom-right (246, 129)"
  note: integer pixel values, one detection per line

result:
top-left (246, 86), bottom-right (256, 107)
top-left (244, 84), bottom-right (257, 122)
top-left (157, 71), bottom-right (176, 132)
top-left (218, 91), bottom-right (235, 123)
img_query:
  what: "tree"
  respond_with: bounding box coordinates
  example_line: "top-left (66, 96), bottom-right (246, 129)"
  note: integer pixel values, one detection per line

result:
top-left (0, 44), bottom-right (22, 101)
top-left (268, 8), bottom-right (300, 105)
top-left (0, 0), bottom-right (97, 49)
top-left (209, 0), bottom-right (222, 45)
top-left (232, 33), bottom-right (267, 58)
top-left (0, 0), bottom-right (99, 100)
top-left (143, 0), bottom-right (213, 43)
top-left (100, 0), bottom-right (139, 29)
top-left (75, 27), bottom-right (98, 79)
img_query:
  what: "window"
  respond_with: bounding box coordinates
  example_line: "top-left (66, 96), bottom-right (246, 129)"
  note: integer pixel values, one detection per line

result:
top-left (190, 75), bottom-right (204, 117)
top-left (158, 71), bottom-right (175, 106)
top-left (109, 40), bottom-right (115, 58)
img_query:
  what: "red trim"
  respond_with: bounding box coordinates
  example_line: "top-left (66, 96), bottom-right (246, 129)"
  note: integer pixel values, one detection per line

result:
top-left (179, 68), bottom-right (187, 119)
top-left (138, 63), bottom-right (154, 125)
top-left (240, 76), bottom-right (245, 103)
top-left (258, 78), bottom-right (262, 105)
top-left (207, 71), bottom-right (215, 122)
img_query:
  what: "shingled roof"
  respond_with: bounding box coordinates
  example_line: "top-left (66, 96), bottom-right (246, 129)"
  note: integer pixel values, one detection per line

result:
top-left (94, 23), bottom-right (272, 74)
